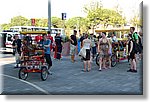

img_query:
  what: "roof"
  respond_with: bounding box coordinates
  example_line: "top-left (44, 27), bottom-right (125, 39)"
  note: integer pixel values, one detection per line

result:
top-left (95, 29), bottom-right (130, 32)
top-left (20, 31), bottom-right (47, 35)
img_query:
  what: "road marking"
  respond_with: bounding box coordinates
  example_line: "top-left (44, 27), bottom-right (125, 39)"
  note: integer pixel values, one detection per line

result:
top-left (0, 74), bottom-right (49, 95)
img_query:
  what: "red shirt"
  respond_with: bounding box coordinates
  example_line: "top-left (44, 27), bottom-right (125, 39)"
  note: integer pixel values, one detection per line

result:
top-left (47, 35), bottom-right (53, 50)
top-left (35, 35), bottom-right (43, 42)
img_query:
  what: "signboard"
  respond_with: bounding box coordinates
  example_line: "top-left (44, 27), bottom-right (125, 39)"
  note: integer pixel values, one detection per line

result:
top-left (31, 18), bottom-right (35, 26)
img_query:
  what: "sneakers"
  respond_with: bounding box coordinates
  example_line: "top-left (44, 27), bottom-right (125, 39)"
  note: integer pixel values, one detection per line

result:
top-left (127, 69), bottom-right (137, 73)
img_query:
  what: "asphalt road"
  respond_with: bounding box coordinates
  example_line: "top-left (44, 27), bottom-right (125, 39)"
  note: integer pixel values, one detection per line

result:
top-left (0, 54), bottom-right (143, 95)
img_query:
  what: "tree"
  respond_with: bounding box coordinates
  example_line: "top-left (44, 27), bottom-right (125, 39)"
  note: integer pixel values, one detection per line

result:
top-left (130, 14), bottom-right (141, 31)
top-left (51, 17), bottom-right (63, 28)
top-left (10, 16), bottom-right (30, 26)
top-left (66, 17), bottom-right (89, 33)
top-left (1, 23), bottom-right (11, 30)
top-left (83, 1), bottom-right (126, 29)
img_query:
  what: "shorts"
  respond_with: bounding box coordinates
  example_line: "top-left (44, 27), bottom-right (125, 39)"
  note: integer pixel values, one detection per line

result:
top-left (83, 49), bottom-right (91, 61)
top-left (129, 51), bottom-right (136, 60)
top-left (70, 44), bottom-right (76, 55)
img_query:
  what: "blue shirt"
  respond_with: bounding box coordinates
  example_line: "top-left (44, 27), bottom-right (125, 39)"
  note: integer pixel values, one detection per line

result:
top-left (42, 39), bottom-right (51, 54)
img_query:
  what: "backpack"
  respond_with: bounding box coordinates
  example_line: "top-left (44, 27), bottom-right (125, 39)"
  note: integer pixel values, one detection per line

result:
top-left (132, 32), bottom-right (143, 53)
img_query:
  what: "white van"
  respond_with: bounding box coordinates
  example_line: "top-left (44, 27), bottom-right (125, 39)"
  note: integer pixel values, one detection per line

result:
top-left (0, 30), bottom-right (18, 53)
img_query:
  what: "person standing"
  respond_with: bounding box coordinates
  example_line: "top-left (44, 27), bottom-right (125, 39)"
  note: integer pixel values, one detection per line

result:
top-left (55, 33), bottom-right (63, 60)
top-left (130, 27), bottom-right (139, 54)
top-left (70, 30), bottom-right (77, 63)
top-left (82, 34), bottom-right (91, 72)
top-left (47, 31), bottom-right (54, 51)
top-left (12, 34), bottom-right (22, 68)
top-left (89, 33), bottom-right (97, 60)
top-left (98, 32), bottom-right (111, 71)
top-left (40, 34), bottom-right (52, 74)
top-left (80, 33), bottom-right (85, 48)
top-left (127, 34), bottom-right (137, 72)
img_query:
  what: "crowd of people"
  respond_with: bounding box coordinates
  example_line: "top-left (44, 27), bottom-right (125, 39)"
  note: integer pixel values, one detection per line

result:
top-left (72, 27), bottom-right (143, 73)
top-left (12, 26), bottom-right (143, 74)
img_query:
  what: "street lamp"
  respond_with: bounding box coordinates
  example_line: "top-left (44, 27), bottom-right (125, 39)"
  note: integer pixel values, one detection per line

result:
top-left (48, 0), bottom-right (51, 32)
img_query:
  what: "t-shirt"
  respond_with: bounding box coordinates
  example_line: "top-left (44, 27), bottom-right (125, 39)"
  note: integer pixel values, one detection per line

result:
top-left (55, 36), bottom-right (62, 46)
top-left (132, 32), bottom-right (138, 42)
top-left (12, 39), bottom-right (22, 53)
top-left (80, 36), bottom-right (85, 42)
top-left (70, 35), bottom-right (77, 46)
top-left (112, 36), bottom-right (118, 43)
top-left (47, 35), bottom-right (53, 50)
top-left (90, 37), bottom-right (96, 47)
top-left (35, 35), bottom-right (43, 42)
top-left (83, 39), bottom-right (91, 49)
top-left (42, 39), bottom-right (51, 54)
top-left (12, 39), bottom-right (22, 48)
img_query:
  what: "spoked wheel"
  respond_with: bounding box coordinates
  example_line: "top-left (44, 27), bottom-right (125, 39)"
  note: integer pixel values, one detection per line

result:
top-left (19, 67), bottom-right (28, 80)
top-left (111, 54), bottom-right (117, 67)
top-left (41, 66), bottom-right (48, 81)
top-left (96, 53), bottom-right (100, 66)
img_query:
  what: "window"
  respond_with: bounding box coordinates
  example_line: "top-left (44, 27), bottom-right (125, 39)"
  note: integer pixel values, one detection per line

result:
top-left (7, 34), bottom-right (12, 41)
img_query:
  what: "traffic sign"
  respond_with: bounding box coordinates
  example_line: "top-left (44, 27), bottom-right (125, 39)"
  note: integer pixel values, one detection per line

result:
top-left (62, 13), bottom-right (67, 20)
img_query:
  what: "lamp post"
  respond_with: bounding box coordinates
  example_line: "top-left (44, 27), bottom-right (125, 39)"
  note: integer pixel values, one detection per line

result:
top-left (48, 0), bottom-right (51, 32)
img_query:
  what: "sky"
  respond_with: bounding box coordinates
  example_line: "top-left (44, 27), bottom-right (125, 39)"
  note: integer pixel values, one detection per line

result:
top-left (0, 0), bottom-right (143, 24)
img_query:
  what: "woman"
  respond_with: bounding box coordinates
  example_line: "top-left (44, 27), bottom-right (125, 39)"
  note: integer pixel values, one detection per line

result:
top-left (98, 32), bottom-right (111, 71)
top-left (127, 34), bottom-right (137, 73)
top-left (82, 34), bottom-right (91, 72)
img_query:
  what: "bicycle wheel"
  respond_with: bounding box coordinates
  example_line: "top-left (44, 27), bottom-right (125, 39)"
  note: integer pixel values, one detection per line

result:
top-left (19, 67), bottom-right (28, 80)
top-left (41, 66), bottom-right (48, 81)
top-left (111, 54), bottom-right (117, 67)
top-left (96, 54), bottom-right (100, 66)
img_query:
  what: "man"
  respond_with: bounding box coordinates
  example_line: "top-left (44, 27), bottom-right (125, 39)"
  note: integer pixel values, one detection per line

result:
top-left (40, 34), bottom-right (52, 74)
top-left (90, 33), bottom-right (97, 60)
top-left (79, 33), bottom-right (85, 48)
top-left (55, 33), bottom-right (63, 60)
top-left (130, 27), bottom-right (141, 54)
top-left (111, 32), bottom-right (118, 43)
top-left (12, 34), bottom-right (22, 68)
top-left (47, 31), bottom-right (54, 51)
top-left (130, 27), bottom-right (138, 44)
top-left (97, 32), bottom-right (102, 41)
top-left (70, 30), bottom-right (77, 63)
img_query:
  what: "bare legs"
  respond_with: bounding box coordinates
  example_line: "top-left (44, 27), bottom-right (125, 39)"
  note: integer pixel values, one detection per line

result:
top-left (83, 60), bottom-right (91, 72)
top-left (99, 57), bottom-right (102, 71)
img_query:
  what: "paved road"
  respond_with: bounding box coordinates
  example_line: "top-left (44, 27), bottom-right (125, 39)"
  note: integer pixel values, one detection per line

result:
top-left (0, 54), bottom-right (143, 95)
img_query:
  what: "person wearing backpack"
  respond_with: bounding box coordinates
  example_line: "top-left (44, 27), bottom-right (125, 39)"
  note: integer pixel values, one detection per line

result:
top-left (130, 27), bottom-right (142, 54)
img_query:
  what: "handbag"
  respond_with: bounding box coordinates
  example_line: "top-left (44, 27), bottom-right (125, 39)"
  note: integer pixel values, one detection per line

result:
top-left (78, 47), bottom-right (86, 58)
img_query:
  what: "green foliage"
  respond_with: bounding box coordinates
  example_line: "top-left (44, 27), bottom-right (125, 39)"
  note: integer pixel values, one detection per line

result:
top-left (10, 16), bottom-right (30, 26)
top-left (83, 1), bottom-right (126, 28)
top-left (130, 14), bottom-right (141, 27)
top-left (66, 16), bottom-right (89, 33)
top-left (51, 17), bottom-right (63, 28)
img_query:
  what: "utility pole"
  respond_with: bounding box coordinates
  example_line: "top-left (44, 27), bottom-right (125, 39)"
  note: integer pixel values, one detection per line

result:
top-left (48, 0), bottom-right (51, 32)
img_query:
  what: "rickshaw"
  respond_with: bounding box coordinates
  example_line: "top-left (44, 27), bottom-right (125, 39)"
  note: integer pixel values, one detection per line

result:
top-left (18, 31), bottom-right (49, 81)
top-left (95, 29), bottom-right (130, 67)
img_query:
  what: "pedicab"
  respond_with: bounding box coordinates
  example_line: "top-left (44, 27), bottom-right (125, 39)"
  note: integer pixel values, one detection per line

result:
top-left (18, 31), bottom-right (49, 81)
top-left (95, 29), bottom-right (130, 67)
